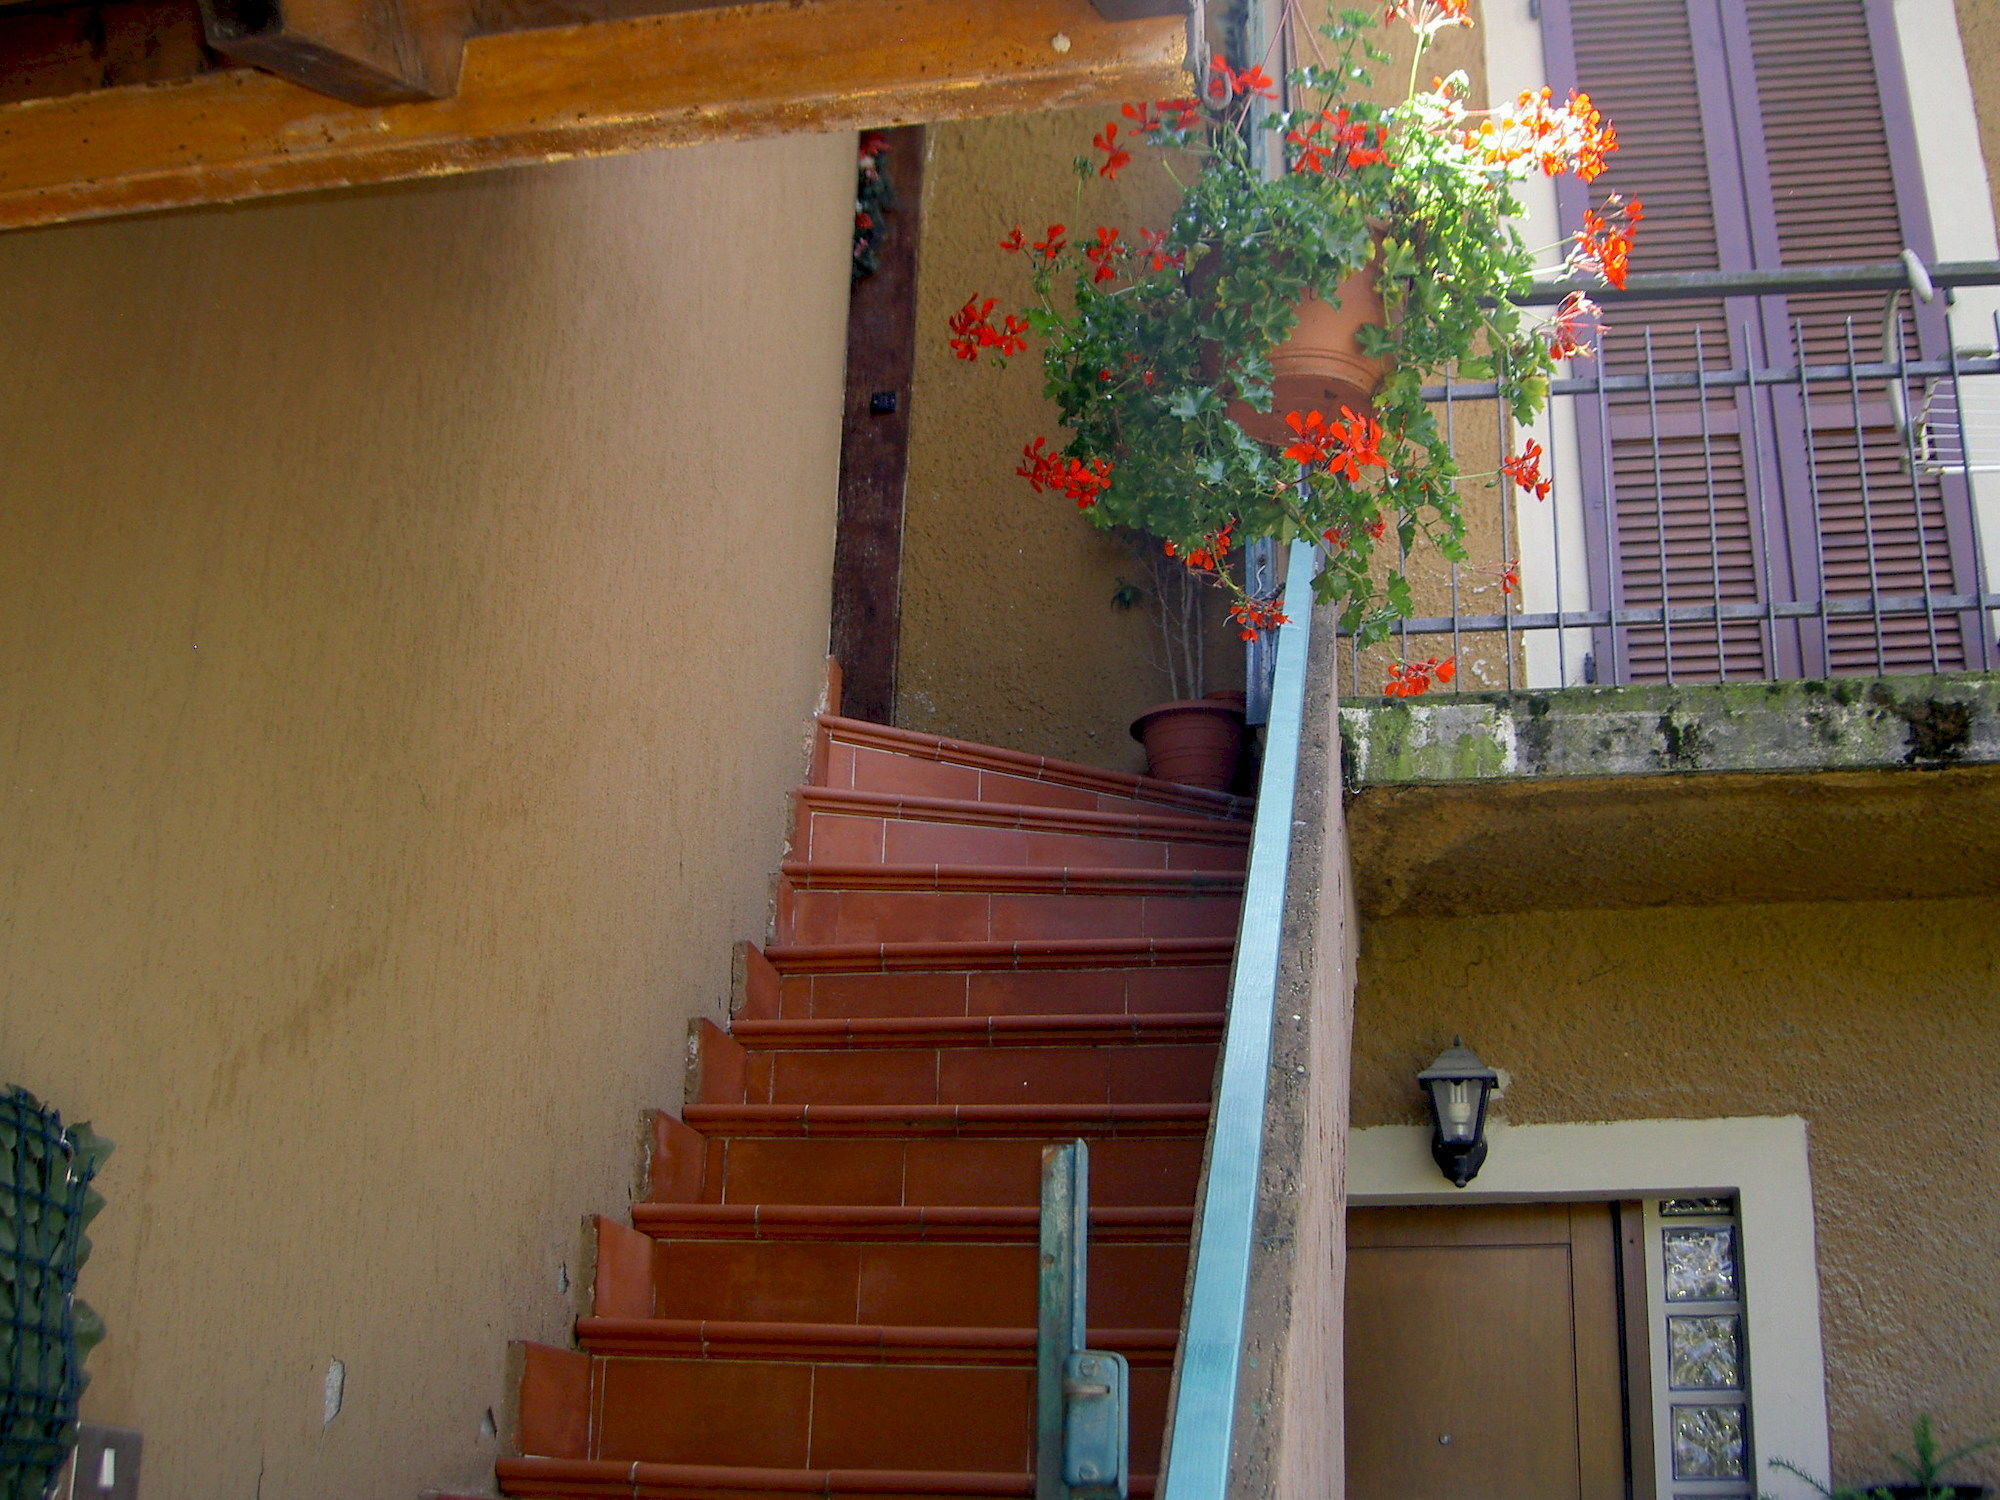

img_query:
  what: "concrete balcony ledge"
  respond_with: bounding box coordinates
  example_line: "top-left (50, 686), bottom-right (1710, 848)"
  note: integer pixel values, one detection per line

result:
top-left (1335, 673), bottom-right (2000, 916)
top-left (1339, 672), bottom-right (2000, 789)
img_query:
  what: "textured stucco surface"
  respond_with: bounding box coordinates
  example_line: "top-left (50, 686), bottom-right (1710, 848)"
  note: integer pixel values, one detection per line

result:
top-left (1353, 895), bottom-right (2000, 1489)
top-left (1342, 674), bottom-right (2000, 785)
top-left (1341, 677), bottom-right (2000, 914)
top-left (900, 107), bottom-right (1240, 772)
top-left (0, 137), bottom-right (850, 1497)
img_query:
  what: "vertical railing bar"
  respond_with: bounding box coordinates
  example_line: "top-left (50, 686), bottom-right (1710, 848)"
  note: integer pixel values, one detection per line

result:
top-left (1498, 383), bottom-right (1515, 690)
top-left (1446, 370), bottom-right (1463, 677)
top-left (1842, 316), bottom-right (1889, 676)
top-left (1596, 325), bottom-right (1621, 682)
top-left (1892, 303), bottom-right (1943, 671)
top-left (1643, 326), bottom-right (1674, 683)
top-left (1037, 1141), bottom-right (1082, 1500)
top-left (1743, 322), bottom-right (1780, 674)
top-left (1551, 367), bottom-right (1569, 687)
top-left (1793, 317), bottom-right (1831, 676)
top-left (1693, 326), bottom-right (1727, 678)
top-left (1960, 319), bottom-right (1999, 669)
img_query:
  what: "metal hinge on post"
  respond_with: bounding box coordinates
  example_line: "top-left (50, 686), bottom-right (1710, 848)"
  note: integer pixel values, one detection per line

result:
top-left (1037, 1140), bottom-right (1130, 1500)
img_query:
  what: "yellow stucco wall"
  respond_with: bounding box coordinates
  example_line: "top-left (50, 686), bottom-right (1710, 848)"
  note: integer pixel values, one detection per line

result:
top-left (901, 108), bottom-right (1243, 772)
top-left (1353, 895), bottom-right (2000, 1488)
top-left (0, 137), bottom-right (851, 1496)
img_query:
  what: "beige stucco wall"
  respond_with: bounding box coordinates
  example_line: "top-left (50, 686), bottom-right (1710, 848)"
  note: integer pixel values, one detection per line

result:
top-left (0, 137), bottom-right (851, 1497)
top-left (901, 107), bottom-right (1242, 772)
top-left (1353, 894), bottom-right (2000, 1487)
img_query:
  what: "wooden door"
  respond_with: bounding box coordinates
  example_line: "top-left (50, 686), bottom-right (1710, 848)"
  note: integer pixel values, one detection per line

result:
top-left (1346, 1202), bottom-right (1645, 1500)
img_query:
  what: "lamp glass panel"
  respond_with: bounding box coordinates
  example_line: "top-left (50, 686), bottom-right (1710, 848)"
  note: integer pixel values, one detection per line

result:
top-left (1426, 1078), bottom-right (1482, 1144)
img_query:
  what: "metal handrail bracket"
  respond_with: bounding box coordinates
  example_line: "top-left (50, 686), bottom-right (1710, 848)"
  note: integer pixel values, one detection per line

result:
top-left (1159, 537), bottom-right (1319, 1499)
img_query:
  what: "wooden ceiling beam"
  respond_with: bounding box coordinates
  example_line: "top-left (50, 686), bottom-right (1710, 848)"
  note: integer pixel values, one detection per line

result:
top-left (0, 0), bottom-right (1189, 231)
top-left (197, 0), bottom-right (471, 104)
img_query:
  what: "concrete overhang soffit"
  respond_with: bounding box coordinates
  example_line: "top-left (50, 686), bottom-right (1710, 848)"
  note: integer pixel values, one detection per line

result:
top-left (0, 0), bottom-right (1190, 231)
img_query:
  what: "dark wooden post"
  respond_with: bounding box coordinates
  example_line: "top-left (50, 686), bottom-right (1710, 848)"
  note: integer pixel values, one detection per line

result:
top-left (831, 124), bottom-right (925, 726)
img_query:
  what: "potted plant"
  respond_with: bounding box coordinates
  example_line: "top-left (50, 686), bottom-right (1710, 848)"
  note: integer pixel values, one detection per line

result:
top-left (949, 0), bottom-right (1638, 691)
top-left (1767, 1416), bottom-right (1998, 1500)
top-left (1109, 527), bottom-right (1248, 789)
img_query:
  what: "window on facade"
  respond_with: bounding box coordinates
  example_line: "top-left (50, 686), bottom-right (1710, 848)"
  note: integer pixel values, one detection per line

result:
top-left (1539, 0), bottom-right (1983, 680)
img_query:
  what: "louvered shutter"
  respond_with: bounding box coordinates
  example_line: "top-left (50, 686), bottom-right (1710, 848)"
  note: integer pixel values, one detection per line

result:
top-left (1542, 0), bottom-right (1982, 680)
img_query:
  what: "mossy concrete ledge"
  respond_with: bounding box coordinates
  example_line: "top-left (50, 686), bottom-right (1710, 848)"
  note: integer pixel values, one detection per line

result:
top-left (1340, 673), bottom-right (2000, 788)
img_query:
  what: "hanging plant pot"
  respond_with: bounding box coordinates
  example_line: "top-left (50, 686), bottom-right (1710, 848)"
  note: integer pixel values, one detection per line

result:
top-left (1130, 697), bottom-right (1246, 791)
top-left (1226, 269), bottom-right (1391, 446)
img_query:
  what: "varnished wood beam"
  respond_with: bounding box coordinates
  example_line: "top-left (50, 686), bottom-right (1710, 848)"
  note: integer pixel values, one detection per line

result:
top-left (199, 0), bottom-right (471, 104)
top-left (0, 0), bottom-right (1189, 231)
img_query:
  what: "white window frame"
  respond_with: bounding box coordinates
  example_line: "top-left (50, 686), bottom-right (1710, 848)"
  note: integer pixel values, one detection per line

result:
top-left (1347, 1114), bottom-right (1832, 1499)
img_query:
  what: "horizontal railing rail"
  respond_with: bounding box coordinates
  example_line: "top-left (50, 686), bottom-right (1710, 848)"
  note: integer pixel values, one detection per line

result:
top-left (1158, 537), bottom-right (1318, 1500)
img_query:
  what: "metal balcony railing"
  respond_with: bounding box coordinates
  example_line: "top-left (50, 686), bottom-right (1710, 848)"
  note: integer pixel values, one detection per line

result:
top-left (1336, 258), bottom-right (2000, 695)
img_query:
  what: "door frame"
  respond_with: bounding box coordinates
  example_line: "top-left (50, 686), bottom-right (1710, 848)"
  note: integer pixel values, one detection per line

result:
top-left (1347, 1116), bottom-right (1831, 1500)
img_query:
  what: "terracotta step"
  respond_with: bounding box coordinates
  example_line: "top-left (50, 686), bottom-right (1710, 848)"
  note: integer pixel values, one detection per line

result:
top-left (636, 1236), bottom-right (1187, 1328)
top-left (647, 1114), bottom-right (1204, 1208)
top-left (813, 715), bottom-right (1249, 821)
top-left (773, 865), bottom-right (1241, 946)
top-left (560, 1344), bottom-right (1168, 1472)
top-left (629, 1204), bottom-right (1194, 1243)
top-left (680, 1103), bottom-right (1209, 1138)
top-left (495, 1456), bottom-right (1055, 1498)
top-left (791, 787), bottom-right (1247, 873)
top-left (742, 939), bottom-right (1232, 1021)
top-left (696, 1018), bottom-right (1218, 1109)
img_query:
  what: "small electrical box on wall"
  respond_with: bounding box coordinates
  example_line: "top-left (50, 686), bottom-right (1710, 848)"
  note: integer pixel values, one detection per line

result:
top-left (55, 1425), bottom-right (142, 1500)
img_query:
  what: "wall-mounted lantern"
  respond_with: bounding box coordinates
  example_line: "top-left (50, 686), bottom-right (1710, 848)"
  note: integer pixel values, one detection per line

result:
top-left (1418, 1039), bottom-right (1499, 1188)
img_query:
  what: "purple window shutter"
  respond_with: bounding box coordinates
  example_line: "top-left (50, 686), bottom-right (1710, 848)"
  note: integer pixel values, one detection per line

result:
top-left (1544, 0), bottom-right (1980, 679)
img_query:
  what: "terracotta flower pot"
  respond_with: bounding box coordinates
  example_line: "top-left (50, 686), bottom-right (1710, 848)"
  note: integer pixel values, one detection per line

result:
top-left (1130, 698), bottom-right (1246, 791)
top-left (1226, 269), bottom-right (1391, 445)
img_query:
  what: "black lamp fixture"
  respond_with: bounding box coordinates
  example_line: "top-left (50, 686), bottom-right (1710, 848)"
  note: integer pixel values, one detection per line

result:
top-left (1417, 1039), bottom-right (1500, 1188)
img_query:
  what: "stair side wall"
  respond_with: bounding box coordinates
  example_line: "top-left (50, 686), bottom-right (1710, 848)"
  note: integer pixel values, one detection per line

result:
top-left (0, 132), bottom-right (852, 1497)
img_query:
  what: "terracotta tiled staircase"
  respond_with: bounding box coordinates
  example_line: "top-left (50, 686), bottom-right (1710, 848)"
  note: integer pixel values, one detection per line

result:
top-left (486, 712), bottom-right (1248, 1500)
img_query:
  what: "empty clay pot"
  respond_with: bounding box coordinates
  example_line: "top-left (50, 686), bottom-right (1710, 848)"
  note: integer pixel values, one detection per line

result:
top-left (1130, 699), bottom-right (1247, 791)
top-left (1226, 270), bottom-right (1390, 445)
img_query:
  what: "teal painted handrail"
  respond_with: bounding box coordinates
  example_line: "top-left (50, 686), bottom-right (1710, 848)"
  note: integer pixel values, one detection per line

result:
top-left (1158, 537), bottom-right (1319, 1499)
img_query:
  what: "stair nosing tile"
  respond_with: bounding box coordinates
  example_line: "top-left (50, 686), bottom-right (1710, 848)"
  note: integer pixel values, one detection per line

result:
top-left (796, 786), bottom-right (1252, 845)
top-left (628, 1204), bottom-right (1195, 1243)
top-left (818, 714), bottom-right (1251, 820)
top-left (576, 1316), bottom-right (1179, 1365)
top-left (496, 1456), bottom-right (1040, 1495)
top-left (777, 862), bottom-right (1245, 895)
top-left (726, 1012), bottom-right (1226, 1048)
top-left (679, 1103), bottom-right (1211, 1138)
top-left (758, 937), bottom-right (1234, 974)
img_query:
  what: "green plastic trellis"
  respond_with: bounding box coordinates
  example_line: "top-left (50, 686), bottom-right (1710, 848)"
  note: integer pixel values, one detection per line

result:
top-left (0, 1087), bottom-right (111, 1500)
